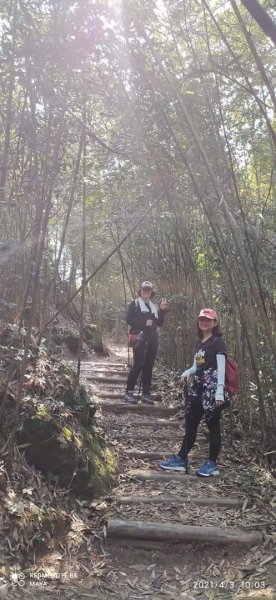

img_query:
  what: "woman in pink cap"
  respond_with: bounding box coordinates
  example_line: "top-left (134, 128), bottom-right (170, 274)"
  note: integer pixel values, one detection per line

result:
top-left (160, 308), bottom-right (230, 476)
top-left (125, 281), bottom-right (169, 405)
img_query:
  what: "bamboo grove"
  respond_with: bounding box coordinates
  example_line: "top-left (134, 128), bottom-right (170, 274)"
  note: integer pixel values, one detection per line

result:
top-left (0, 0), bottom-right (275, 447)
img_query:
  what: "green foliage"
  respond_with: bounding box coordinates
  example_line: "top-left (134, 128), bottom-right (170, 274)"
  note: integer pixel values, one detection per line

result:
top-left (0, 0), bottom-right (275, 439)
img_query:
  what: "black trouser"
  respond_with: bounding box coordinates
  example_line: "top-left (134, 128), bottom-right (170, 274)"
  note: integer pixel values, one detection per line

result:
top-left (178, 396), bottom-right (222, 462)
top-left (126, 336), bottom-right (158, 394)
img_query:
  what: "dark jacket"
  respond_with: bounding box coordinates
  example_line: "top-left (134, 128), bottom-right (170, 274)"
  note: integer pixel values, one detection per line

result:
top-left (126, 299), bottom-right (165, 341)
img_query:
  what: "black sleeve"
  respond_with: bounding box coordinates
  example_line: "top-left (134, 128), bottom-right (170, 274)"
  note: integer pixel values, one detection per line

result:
top-left (126, 301), bottom-right (148, 329)
top-left (156, 308), bottom-right (166, 327)
top-left (214, 336), bottom-right (226, 355)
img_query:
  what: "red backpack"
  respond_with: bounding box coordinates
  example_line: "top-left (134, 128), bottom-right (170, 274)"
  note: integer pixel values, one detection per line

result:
top-left (225, 356), bottom-right (239, 396)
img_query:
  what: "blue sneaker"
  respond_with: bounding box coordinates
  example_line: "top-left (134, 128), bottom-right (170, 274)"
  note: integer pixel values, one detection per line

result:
top-left (160, 454), bottom-right (187, 472)
top-left (142, 394), bottom-right (154, 405)
top-left (124, 391), bottom-right (137, 404)
top-left (196, 459), bottom-right (220, 477)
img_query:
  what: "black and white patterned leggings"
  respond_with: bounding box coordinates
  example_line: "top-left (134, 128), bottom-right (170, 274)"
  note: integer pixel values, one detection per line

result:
top-left (178, 396), bottom-right (222, 462)
top-left (178, 369), bottom-right (230, 462)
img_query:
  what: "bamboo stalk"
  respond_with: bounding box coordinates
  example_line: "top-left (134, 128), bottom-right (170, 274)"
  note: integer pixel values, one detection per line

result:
top-left (240, 0), bottom-right (276, 45)
top-left (44, 186), bottom-right (173, 329)
top-left (77, 103), bottom-right (87, 380)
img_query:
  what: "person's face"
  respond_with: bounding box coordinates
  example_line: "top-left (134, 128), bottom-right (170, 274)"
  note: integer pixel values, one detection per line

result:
top-left (141, 287), bottom-right (152, 302)
top-left (198, 316), bottom-right (216, 333)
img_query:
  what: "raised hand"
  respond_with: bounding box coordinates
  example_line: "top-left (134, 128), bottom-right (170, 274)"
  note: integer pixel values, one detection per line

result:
top-left (160, 298), bottom-right (169, 310)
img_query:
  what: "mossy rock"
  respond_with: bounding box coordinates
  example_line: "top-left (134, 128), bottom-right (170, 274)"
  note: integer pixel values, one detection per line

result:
top-left (83, 324), bottom-right (106, 354)
top-left (65, 332), bottom-right (79, 353)
top-left (62, 325), bottom-right (105, 355)
top-left (52, 366), bottom-right (97, 425)
top-left (52, 332), bottom-right (62, 346)
top-left (51, 319), bottom-right (106, 356)
top-left (17, 411), bottom-right (116, 499)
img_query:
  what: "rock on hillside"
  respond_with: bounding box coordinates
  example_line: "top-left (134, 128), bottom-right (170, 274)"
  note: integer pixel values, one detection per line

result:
top-left (51, 316), bottom-right (108, 357)
top-left (16, 356), bottom-right (116, 498)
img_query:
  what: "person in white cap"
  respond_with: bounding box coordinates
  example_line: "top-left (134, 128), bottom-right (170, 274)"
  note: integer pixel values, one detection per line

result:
top-left (125, 282), bottom-right (169, 404)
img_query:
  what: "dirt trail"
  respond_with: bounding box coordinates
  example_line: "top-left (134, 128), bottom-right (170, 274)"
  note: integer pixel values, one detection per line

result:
top-left (82, 341), bottom-right (276, 599)
top-left (14, 341), bottom-right (276, 599)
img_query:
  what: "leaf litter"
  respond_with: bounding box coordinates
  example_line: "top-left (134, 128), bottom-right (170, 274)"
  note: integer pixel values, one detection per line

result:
top-left (0, 345), bottom-right (275, 599)
top-left (93, 357), bottom-right (276, 599)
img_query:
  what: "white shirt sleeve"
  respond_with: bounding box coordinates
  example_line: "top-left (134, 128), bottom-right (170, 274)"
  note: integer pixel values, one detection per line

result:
top-left (215, 354), bottom-right (226, 401)
top-left (181, 356), bottom-right (197, 379)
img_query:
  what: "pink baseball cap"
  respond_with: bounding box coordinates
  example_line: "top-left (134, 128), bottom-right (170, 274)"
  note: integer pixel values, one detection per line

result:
top-left (198, 308), bottom-right (218, 321)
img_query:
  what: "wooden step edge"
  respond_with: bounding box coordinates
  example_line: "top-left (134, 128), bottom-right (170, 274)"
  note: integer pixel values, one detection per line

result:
top-left (89, 363), bottom-right (127, 367)
top-left (105, 538), bottom-right (167, 551)
top-left (98, 398), bottom-right (163, 406)
top-left (87, 377), bottom-right (127, 384)
top-left (112, 433), bottom-right (182, 441)
top-left (88, 371), bottom-right (128, 376)
top-left (106, 519), bottom-right (263, 546)
top-left (120, 419), bottom-right (181, 428)
top-left (124, 450), bottom-right (172, 459)
top-left (100, 403), bottom-right (178, 416)
top-left (128, 470), bottom-right (201, 482)
top-left (87, 363), bottom-right (127, 367)
top-left (115, 494), bottom-right (244, 508)
top-left (98, 393), bottom-right (162, 402)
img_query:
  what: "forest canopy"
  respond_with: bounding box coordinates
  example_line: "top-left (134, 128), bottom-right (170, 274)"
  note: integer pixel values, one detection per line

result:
top-left (0, 0), bottom-right (275, 445)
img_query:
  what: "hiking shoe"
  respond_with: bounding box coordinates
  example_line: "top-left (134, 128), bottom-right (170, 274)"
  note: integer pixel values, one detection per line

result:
top-left (142, 394), bottom-right (154, 405)
top-left (196, 459), bottom-right (220, 477)
top-left (160, 454), bottom-right (187, 472)
top-left (124, 391), bottom-right (137, 404)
